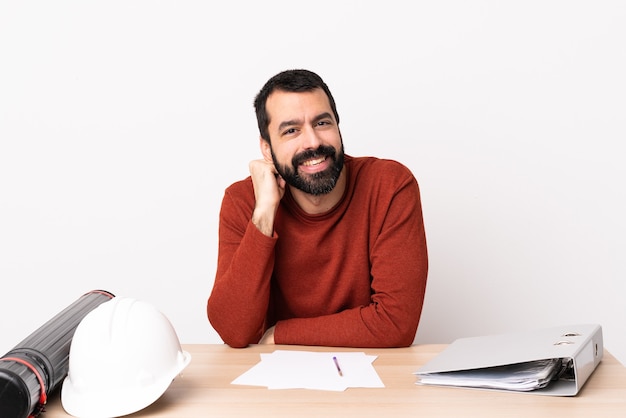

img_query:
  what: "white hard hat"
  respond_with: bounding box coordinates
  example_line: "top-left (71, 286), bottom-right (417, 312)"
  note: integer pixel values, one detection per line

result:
top-left (61, 297), bottom-right (191, 418)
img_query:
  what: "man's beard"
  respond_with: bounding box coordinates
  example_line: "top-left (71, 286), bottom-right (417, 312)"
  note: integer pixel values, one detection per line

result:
top-left (271, 143), bottom-right (344, 196)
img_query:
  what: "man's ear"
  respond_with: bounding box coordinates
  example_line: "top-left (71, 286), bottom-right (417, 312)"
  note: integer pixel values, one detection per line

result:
top-left (260, 137), bottom-right (273, 162)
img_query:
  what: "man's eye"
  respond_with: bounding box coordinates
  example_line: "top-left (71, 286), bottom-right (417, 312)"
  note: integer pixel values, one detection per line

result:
top-left (283, 128), bottom-right (297, 135)
top-left (317, 120), bottom-right (331, 126)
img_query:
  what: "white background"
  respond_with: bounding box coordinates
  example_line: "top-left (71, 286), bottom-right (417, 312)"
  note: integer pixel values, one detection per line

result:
top-left (1, 1), bottom-right (625, 365)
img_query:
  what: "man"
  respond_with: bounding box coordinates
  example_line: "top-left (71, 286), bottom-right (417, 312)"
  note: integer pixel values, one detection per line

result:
top-left (207, 69), bottom-right (428, 348)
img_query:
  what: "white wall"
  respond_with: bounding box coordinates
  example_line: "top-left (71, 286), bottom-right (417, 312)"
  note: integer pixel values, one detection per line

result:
top-left (1, 1), bottom-right (625, 365)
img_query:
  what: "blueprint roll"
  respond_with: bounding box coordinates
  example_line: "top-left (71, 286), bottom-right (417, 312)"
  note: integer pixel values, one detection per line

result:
top-left (0, 290), bottom-right (115, 418)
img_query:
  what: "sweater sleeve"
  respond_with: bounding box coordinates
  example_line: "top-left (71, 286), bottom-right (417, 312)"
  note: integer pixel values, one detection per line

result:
top-left (274, 169), bottom-right (428, 348)
top-left (207, 184), bottom-right (277, 348)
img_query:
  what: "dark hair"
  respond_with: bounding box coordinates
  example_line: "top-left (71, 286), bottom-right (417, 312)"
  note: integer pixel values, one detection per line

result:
top-left (254, 69), bottom-right (340, 142)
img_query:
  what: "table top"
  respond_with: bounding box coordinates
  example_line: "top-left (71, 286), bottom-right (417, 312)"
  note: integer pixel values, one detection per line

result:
top-left (43, 344), bottom-right (626, 418)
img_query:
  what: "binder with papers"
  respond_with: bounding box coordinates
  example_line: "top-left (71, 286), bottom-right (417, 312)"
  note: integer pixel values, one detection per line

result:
top-left (414, 324), bottom-right (603, 396)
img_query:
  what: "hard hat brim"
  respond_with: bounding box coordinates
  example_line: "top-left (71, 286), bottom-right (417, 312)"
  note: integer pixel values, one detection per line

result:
top-left (61, 350), bottom-right (191, 418)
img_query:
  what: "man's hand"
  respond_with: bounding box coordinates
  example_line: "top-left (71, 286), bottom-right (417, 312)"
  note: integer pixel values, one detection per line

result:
top-left (259, 326), bottom-right (275, 344)
top-left (249, 159), bottom-right (286, 236)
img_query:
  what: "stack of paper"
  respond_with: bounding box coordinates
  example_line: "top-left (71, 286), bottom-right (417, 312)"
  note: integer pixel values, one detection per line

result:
top-left (232, 350), bottom-right (385, 391)
top-left (415, 358), bottom-right (564, 392)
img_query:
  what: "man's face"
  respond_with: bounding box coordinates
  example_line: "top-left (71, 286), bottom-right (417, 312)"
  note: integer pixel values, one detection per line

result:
top-left (264, 89), bottom-right (344, 196)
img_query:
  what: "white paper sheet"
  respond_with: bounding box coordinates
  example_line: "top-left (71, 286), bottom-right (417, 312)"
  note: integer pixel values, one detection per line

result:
top-left (232, 350), bottom-right (385, 391)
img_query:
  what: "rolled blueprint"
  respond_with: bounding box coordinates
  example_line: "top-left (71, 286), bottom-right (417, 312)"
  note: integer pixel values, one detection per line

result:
top-left (0, 290), bottom-right (115, 418)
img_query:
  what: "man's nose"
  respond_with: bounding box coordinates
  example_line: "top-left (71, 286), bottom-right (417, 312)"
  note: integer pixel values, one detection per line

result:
top-left (300, 126), bottom-right (322, 150)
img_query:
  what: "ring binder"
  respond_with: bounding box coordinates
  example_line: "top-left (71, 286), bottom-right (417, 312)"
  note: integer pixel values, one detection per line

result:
top-left (414, 324), bottom-right (603, 396)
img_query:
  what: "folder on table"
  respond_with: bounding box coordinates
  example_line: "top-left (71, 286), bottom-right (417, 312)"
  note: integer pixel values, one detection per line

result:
top-left (414, 324), bottom-right (603, 396)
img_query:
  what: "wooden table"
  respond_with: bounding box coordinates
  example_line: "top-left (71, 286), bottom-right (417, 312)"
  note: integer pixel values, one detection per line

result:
top-left (43, 344), bottom-right (626, 417)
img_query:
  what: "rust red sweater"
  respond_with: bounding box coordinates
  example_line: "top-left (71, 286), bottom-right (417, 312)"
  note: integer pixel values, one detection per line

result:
top-left (207, 155), bottom-right (428, 348)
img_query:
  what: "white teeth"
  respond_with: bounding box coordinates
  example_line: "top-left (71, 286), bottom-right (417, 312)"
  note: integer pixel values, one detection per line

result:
top-left (302, 157), bottom-right (325, 167)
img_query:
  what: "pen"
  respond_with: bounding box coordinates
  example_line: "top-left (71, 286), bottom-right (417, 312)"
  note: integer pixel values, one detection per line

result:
top-left (333, 356), bottom-right (343, 377)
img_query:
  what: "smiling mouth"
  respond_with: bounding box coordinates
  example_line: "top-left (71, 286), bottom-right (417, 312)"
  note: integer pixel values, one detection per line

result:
top-left (301, 157), bottom-right (326, 167)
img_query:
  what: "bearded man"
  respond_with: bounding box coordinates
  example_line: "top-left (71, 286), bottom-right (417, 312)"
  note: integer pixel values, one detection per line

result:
top-left (207, 69), bottom-right (428, 348)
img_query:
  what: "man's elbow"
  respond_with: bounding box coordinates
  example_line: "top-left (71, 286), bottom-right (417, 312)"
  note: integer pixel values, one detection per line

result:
top-left (212, 324), bottom-right (256, 348)
top-left (223, 338), bottom-right (251, 349)
top-left (207, 308), bottom-right (254, 348)
top-left (210, 324), bottom-right (256, 349)
top-left (377, 320), bottom-right (418, 348)
top-left (380, 332), bottom-right (415, 348)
